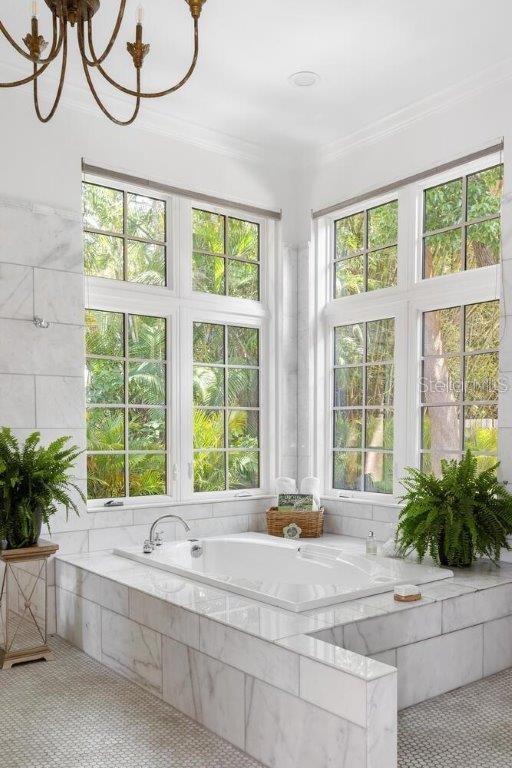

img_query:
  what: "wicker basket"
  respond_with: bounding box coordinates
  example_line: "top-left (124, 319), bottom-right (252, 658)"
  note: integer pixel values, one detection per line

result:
top-left (266, 507), bottom-right (324, 538)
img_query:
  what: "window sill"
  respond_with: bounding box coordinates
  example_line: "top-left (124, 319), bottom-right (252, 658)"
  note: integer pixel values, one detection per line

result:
top-left (321, 494), bottom-right (403, 509)
top-left (87, 493), bottom-right (275, 514)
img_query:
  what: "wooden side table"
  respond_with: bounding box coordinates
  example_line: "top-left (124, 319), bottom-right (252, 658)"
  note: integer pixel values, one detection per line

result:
top-left (0, 540), bottom-right (59, 670)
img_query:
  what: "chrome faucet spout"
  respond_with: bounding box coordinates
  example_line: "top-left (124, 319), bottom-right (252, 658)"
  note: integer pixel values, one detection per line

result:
top-left (147, 513), bottom-right (191, 551)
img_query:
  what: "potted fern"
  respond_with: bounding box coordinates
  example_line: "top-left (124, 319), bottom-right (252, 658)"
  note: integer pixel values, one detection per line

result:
top-left (397, 451), bottom-right (512, 567)
top-left (0, 428), bottom-right (84, 550)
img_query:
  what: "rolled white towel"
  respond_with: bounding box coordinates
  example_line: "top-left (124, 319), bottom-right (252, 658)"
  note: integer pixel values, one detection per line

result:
top-left (275, 476), bottom-right (297, 495)
top-left (300, 476), bottom-right (320, 510)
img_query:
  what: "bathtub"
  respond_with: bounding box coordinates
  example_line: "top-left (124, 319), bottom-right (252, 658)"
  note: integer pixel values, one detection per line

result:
top-left (114, 533), bottom-right (453, 612)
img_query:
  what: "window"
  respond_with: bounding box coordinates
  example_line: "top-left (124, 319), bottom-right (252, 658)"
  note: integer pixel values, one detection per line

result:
top-left (193, 322), bottom-right (260, 492)
top-left (334, 199), bottom-right (398, 297)
top-left (420, 300), bottom-right (499, 474)
top-left (423, 164), bottom-right (502, 278)
top-left (83, 181), bottom-right (167, 285)
top-left (333, 318), bottom-right (395, 493)
top-left (86, 309), bottom-right (168, 500)
top-left (83, 173), bottom-right (276, 506)
top-left (192, 209), bottom-right (260, 300)
top-left (318, 151), bottom-right (502, 498)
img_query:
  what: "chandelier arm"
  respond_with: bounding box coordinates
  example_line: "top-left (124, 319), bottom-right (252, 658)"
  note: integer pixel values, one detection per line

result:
top-left (80, 0), bottom-right (127, 67)
top-left (33, 23), bottom-right (68, 123)
top-left (0, 4), bottom-right (62, 64)
top-left (81, 55), bottom-right (141, 126)
top-left (0, 17), bottom-right (65, 89)
top-left (82, 16), bottom-right (199, 99)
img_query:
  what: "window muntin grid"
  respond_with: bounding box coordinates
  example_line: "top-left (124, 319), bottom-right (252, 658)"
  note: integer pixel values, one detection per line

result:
top-left (422, 164), bottom-right (503, 279)
top-left (420, 300), bottom-right (499, 475)
top-left (86, 309), bottom-right (168, 500)
top-left (333, 200), bottom-right (398, 298)
top-left (192, 209), bottom-right (260, 300)
top-left (83, 182), bottom-right (167, 286)
top-left (333, 318), bottom-right (395, 493)
top-left (193, 321), bottom-right (260, 492)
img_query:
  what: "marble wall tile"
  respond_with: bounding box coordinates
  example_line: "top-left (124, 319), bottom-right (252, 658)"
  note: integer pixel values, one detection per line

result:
top-left (0, 319), bottom-right (84, 376)
top-left (0, 263), bottom-right (33, 319)
top-left (366, 673), bottom-right (397, 768)
top-left (88, 524), bottom-right (150, 552)
top-left (129, 589), bottom-right (199, 648)
top-left (85, 507), bottom-right (134, 530)
top-left (442, 584), bottom-right (512, 633)
top-left (175, 514), bottom-right (250, 540)
top-left (397, 624), bottom-right (483, 709)
top-left (35, 376), bottom-right (85, 429)
top-left (0, 202), bottom-right (82, 273)
top-left (245, 676), bottom-right (366, 768)
top-left (198, 616), bottom-right (299, 694)
top-left (338, 500), bottom-right (373, 520)
top-left (211, 498), bottom-right (270, 518)
top-left (0, 374), bottom-right (35, 428)
top-left (33, 268), bottom-right (83, 326)
top-left (343, 602), bottom-right (442, 655)
top-left (131, 503), bottom-right (212, 525)
top-left (299, 656), bottom-right (367, 726)
top-left (248, 512), bottom-right (267, 532)
top-left (483, 615), bottom-right (512, 675)
top-left (324, 513), bottom-right (395, 542)
top-left (372, 505), bottom-right (400, 524)
top-left (56, 586), bottom-right (101, 660)
top-left (47, 529), bottom-right (89, 555)
top-left (101, 608), bottom-right (162, 695)
top-left (162, 637), bottom-right (245, 749)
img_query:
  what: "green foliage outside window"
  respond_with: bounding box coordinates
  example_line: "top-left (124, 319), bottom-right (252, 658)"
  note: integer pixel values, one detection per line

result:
top-left (83, 182), bottom-right (166, 285)
top-left (193, 322), bottom-right (260, 492)
top-left (421, 300), bottom-right (499, 476)
top-left (423, 165), bottom-right (503, 277)
top-left (193, 209), bottom-right (260, 300)
top-left (86, 309), bottom-right (167, 500)
top-left (333, 318), bottom-right (395, 493)
top-left (334, 200), bottom-right (398, 298)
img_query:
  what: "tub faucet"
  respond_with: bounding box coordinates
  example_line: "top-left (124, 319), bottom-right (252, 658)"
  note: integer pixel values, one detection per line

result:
top-left (143, 514), bottom-right (191, 553)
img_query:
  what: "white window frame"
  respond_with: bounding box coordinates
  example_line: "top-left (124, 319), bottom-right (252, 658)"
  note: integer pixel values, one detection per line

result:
top-left (315, 151), bottom-right (502, 503)
top-left (84, 173), bottom-right (278, 511)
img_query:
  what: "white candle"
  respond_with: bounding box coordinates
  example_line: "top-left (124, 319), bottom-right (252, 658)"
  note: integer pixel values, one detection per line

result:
top-left (31, 0), bottom-right (39, 18)
top-left (136, 5), bottom-right (144, 25)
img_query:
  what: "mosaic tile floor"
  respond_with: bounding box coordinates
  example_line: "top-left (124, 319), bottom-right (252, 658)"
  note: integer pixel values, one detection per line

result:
top-left (398, 667), bottom-right (512, 768)
top-left (0, 635), bottom-right (262, 768)
top-left (1, 634), bottom-right (511, 767)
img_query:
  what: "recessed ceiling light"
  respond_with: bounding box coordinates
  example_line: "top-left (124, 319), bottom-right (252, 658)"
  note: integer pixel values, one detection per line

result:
top-left (288, 71), bottom-right (320, 88)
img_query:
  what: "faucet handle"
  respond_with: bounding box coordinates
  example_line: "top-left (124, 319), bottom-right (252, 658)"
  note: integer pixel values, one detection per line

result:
top-left (154, 531), bottom-right (164, 547)
top-left (143, 539), bottom-right (153, 554)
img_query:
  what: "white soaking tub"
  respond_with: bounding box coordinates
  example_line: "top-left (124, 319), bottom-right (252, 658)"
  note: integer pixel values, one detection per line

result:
top-left (114, 533), bottom-right (453, 612)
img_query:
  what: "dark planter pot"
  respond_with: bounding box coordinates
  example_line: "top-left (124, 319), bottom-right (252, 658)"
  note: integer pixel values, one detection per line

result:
top-left (8, 508), bottom-right (43, 549)
top-left (438, 530), bottom-right (473, 568)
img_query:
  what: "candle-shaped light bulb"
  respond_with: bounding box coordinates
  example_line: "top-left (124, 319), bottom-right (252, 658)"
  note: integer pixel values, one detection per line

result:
top-left (136, 5), bottom-right (144, 25)
top-left (31, 0), bottom-right (39, 18)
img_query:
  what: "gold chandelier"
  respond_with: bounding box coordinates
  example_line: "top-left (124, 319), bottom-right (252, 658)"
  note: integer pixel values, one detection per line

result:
top-left (0, 0), bottom-right (206, 125)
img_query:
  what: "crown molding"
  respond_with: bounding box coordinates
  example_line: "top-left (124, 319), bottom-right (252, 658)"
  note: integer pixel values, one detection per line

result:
top-left (0, 59), bottom-right (295, 169)
top-left (317, 56), bottom-right (512, 166)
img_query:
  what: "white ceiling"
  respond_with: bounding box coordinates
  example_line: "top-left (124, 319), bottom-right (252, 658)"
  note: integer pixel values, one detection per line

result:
top-left (1, 0), bottom-right (511, 158)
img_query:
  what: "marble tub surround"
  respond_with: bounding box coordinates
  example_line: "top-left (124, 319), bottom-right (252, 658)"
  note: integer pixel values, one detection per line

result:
top-left (55, 542), bottom-right (398, 768)
top-left (305, 558), bottom-right (512, 709)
